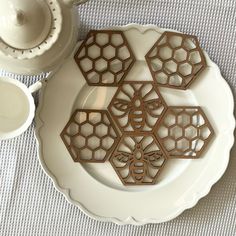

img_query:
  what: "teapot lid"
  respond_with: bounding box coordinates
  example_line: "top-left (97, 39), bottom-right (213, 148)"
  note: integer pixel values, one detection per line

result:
top-left (0, 0), bottom-right (88, 75)
top-left (0, 0), bottom-right (62, 60)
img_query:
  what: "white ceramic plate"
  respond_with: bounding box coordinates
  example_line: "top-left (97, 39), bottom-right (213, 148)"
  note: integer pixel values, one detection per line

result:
top-left (35, 24), bottom-right (235, 225)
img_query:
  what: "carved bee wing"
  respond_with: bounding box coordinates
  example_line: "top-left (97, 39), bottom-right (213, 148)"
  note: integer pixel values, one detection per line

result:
top-left (112, 98), bottom-right (132, 118)
top-left (144, 99), bottom-right (164, 117)
top-left (113, 98), bottom-right (130, 111)
top-left (112, 151), bottom-right (133, 169)
top-left (144, 151), bottom-right (165, 168)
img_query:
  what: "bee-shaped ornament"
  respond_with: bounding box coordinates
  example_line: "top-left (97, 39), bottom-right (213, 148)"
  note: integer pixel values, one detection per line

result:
top-left (108, 81), bottom-right (167, 134)
top-left (110, 135), bottom-right (167, 185)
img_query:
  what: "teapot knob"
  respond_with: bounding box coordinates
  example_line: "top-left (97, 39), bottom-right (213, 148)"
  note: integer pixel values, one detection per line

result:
top-left (13, 10), bottom-right (26, 26)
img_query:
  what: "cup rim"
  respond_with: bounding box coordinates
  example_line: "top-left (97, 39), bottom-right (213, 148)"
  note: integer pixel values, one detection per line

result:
top-left (0, 76), bottom-right (35, 140)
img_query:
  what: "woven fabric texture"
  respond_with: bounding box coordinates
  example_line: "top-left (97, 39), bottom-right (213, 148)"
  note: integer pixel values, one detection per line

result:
top-left (0, 0), bottom-right (236, 235)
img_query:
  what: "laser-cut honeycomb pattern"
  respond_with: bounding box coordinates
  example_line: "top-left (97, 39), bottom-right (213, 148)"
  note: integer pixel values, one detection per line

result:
top-left (110, 135), bottom-right (167, 185)
top-left (61, 109), bottom-right (120, 163)
top-left (74, 30), bottom-right (135, 86)
top-left (155, 106), bottom-right (214, 158)
top-left (108, 81), bottom-right (167, 134)
top-left (145, 32), bottom-right (206, 90)
top-left (60, 30), bottom-right (215, 186)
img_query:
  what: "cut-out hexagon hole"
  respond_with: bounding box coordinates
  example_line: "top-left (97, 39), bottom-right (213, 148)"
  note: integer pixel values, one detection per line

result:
top-left (154, 106), bottom-right (214, 159)
top-left (102, 136), bottom-right (115, 150)
top-left (88, 136), bottom-right (100, 149)
top-left (110, 59), bottom-right (123, 73)
top-left (179, 62), bottom-right (193, 76)
top-left (96, 33), bottom-right (109, 46)
top-left (75, 30), bottom-right (135, 86)
top-left (61, 109), bottom-right (120, 163)
top-left (111, 34), bottom-right (124, 46)
top-left (95, 123), bottom-right (108, 137)
top-left (159, 46), bottom-right (172, 60)
top-left (80, 123), bottom-right (93, 136)
top-left (176, 138), bottom-right (189, 152)
top-left (110, 135), bottom-right (167, 185)
top-left (164, 60), bottom-right (177, 74)
top-left (118, 46), bottom-right (131, 60)
top-left (87, 44), bottom-right (101, 59)
top-left (177, 112), bottom-right (191, 127)
top-left (169, 75), bottom-right (182, 86)
top-left (174, 48), bottom-right (187, 62)
top-left (87, 71), bottom-right (100, 84)
top-left (169, 35), bottom-right (183, 48)
top-left (170, 126), bottom-right (183, 139)
top-left (95, 58), bottom-right (108, 72)
top-left (185, 125), bottom-right (198, 139)
top-left (80, 148), bottom-right (93, 161)
top-left (80, 58), bottom-right (93, 72)
top-left (151, 58), bottom-right (163, 72)
top-left (72, 135), bottom-right (86, 149)
top-left (163, 137), bottom-right (176, 151)
top-left (102, 72), bottom-right (115, 84)
top-left (103, 45), bottom-right (116, 59)
top-left (108, 81), bottom-right (167, 134)
top-left (189, 50), bottom-right (202, 64)
top-left (155, 72), bottom-right (168, 84)
top-left (145, 31), bottom-right (207, 90)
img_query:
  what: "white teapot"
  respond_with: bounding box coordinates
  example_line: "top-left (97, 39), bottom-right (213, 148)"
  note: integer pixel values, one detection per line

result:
top-left (0, 0), bottom-right (88, 75)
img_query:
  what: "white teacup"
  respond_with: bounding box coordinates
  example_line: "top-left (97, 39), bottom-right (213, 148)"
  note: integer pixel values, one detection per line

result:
top-left (0, 76), bottom-right (41, 140)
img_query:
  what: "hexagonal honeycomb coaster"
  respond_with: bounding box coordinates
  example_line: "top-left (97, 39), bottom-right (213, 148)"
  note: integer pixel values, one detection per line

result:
top-left (154, 106), bottom-right (214, 158)
top-left (61, 109), bottom-right (120, 163)
top-left (74, 30), bottom-right (135, 86)
top-left (108, 81), bottom-right (167, 134)
top-left (145, 32), bottom-right (206, 89)
top-left (110, 135), bottom-right (167, 185)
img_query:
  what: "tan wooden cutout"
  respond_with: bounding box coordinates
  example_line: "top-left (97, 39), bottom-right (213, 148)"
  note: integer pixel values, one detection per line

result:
top-left (74, 30), bottom-right (136, 86)
top-left (154, 106), bottom-right (214, 158)
top-left (110, 134), bottom-right (167, 185)
top-left (145, 31), bottom-right (207, 90)
top-left (108, 81), bottom-right (167, 134)
top-left (61, 109), bottom-right (120, 163)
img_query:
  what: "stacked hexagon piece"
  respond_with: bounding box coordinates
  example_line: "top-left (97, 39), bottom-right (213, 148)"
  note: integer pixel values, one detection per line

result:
top-left (61, 30), bottom-right (214, 186)
top-left (145, 32), bottom-right (207, 89)
top-left (74, 30), bottom-right (135, 86)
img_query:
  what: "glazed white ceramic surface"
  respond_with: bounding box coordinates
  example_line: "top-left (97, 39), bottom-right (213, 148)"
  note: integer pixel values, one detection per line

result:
top-left (35, 24), bottom-right (235, 225)
top-left (0, 0), bottom-right (53, 50)
top-left (0, 77), bottom-right (41, 140)
top-left (0, 0), bottom-right (88, 75)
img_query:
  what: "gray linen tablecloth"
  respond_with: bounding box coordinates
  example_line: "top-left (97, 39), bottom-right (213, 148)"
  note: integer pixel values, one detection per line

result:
top-left (1, 0), bottom-right (236, 235)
